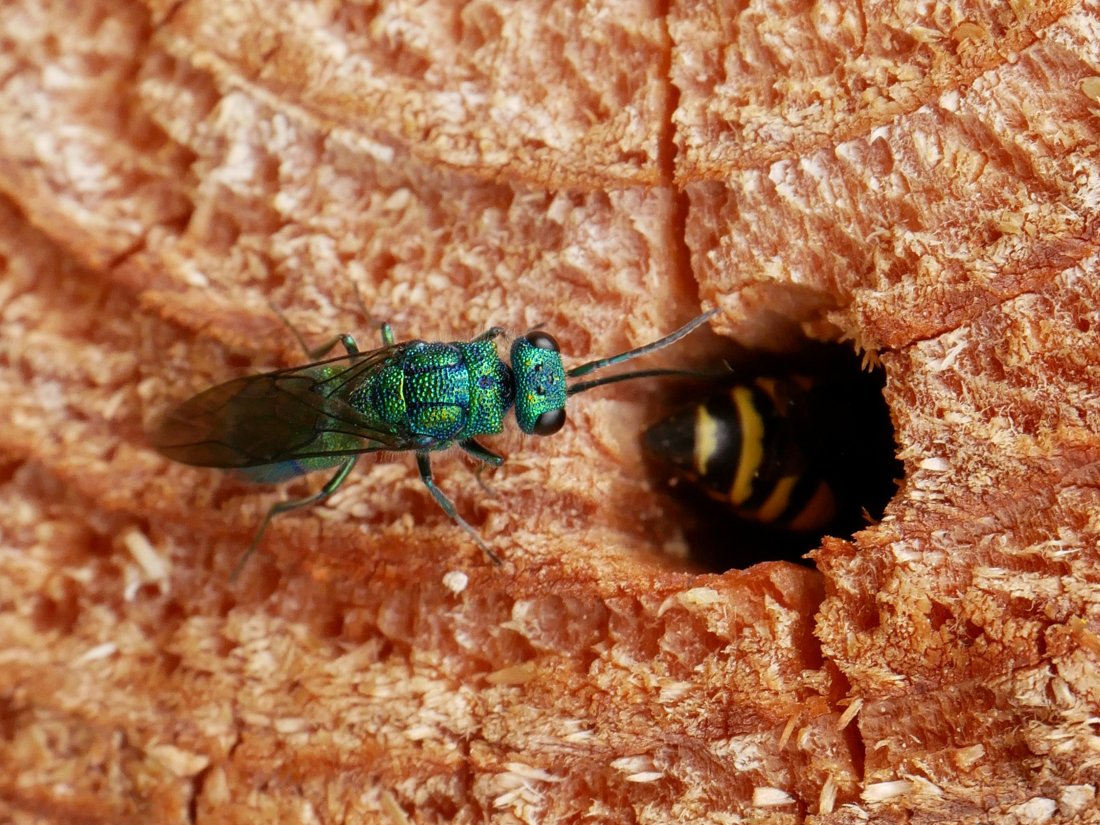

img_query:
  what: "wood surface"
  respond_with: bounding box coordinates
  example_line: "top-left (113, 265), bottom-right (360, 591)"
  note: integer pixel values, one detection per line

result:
top-left (0, 1), bottom-right (1098, 822)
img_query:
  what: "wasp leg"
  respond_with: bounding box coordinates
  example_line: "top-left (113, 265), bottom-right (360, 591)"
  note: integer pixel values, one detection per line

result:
top-left (462, 439), bottom-right (503, 497)
top-left (474, 326), bottom-right (506, 342)
top-left (347, 278), bottom-right (394, 346)
top-left (268, 301), bottom-right (360, 359)
top-left (299, 321), bottom-right (393, 358)
top-left (230, 456), bottom-right (359, 581)
top-left (460, 439), bottom-right (503, 498)
top-left (415, 452), bottom-right (502, 566)
top-left (306, 333), bottom-right (359, 359)
top-left (460, 439), bottom-right (504, 467)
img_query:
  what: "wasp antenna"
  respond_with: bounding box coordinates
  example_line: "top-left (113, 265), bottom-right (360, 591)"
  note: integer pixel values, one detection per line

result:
top-left (566, 309), bottom-right (717, 379)
top-left (567, 368), bottom-right (719, 397)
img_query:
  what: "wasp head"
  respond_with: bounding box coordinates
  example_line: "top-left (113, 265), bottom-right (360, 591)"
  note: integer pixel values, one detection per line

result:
top-left (510, 331), bottom-right (568, 435)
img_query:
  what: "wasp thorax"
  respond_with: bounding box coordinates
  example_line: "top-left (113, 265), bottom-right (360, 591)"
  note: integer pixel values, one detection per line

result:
top-left (510, 333), bottom-right (568, 435)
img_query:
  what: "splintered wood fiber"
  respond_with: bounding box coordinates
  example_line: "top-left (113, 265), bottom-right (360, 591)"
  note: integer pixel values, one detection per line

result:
top-left (0, 1), bottom-right (1097, 823)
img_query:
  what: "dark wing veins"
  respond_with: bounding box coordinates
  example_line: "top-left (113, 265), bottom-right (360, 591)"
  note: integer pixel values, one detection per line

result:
top-left (151, 341), bottom-right (427, 468)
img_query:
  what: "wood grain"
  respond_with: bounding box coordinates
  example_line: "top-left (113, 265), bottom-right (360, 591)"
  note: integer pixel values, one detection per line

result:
top-left (0, 1), bottom-right (1097, 822)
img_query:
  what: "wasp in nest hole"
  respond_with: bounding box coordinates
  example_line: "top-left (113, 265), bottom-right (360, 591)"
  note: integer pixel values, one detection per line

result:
top-left (642, 345), bottom-right (902, 571)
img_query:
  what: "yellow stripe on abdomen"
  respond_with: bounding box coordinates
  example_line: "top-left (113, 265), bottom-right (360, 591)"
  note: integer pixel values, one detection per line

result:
top-left (729, 387), bottom-right (764, 505)
top-left (753, 475), bottom-right (798, 522)
top-left (693, 403), bottom-right (720, 477)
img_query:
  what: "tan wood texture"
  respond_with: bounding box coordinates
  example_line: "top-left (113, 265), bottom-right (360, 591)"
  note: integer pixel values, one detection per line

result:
top-left (0, 1), bottom-right (1097, 822)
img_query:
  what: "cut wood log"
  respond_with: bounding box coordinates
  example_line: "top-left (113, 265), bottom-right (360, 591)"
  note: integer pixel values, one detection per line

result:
top-left (0, 1), bottom-right (1096, 822)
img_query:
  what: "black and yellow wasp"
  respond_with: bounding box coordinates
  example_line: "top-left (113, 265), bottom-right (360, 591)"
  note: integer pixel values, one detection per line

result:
top-left (643, 376), bottom-right (835, 530)
top-left (642, 365), bottom-right (899, 567)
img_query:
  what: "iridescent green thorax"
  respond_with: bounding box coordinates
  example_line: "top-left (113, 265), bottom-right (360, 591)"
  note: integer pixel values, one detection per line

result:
top-left (510, 337), bottom-right (567, 434)
top-left (345, 338), bottom-right (514, 444)
top-left (459, 337), bottom-right (515, 439)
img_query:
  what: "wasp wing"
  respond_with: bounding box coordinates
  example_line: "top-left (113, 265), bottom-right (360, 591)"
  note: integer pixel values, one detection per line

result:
top-left (151, 343), bottom-right (424, 468)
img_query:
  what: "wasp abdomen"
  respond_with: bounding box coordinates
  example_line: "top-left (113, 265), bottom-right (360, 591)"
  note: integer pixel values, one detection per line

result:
top-left (643, 379), bottom-right (836, 531)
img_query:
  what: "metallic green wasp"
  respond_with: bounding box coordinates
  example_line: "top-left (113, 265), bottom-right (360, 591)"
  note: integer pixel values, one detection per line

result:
top-left (151, 309), bottom-right (715, 574)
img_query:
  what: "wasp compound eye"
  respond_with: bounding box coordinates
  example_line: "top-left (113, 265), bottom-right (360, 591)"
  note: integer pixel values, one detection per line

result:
top-left (532, 407), bottom-right (566, 436)
top-left (525, 331), bottom-right (560, 352)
